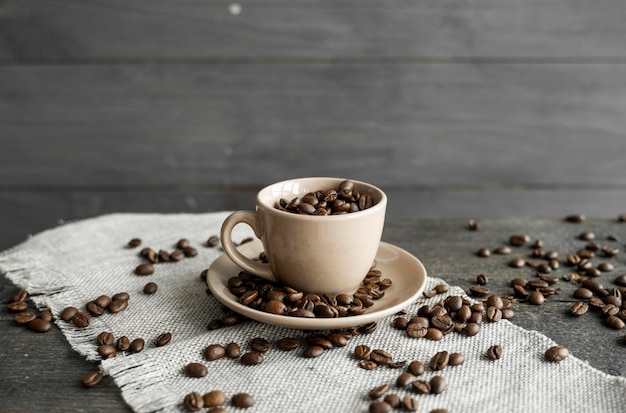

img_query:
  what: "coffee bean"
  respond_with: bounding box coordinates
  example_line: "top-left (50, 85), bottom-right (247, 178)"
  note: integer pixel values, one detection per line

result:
top-left (493, 246), bottom-right (512, 255)
top-left (207, 235), bottom-right (220, 247)
top-left (508, 257), bottom-right (525, 268)
top-left (60, 306), bottom-right (78, 322)
top-left (241, 351), bottom-right (264, 365)
top-left (98, 344), bottom-right (117, 359)
top-left (467, 219), bottom-right (479, 230)
top-left (226, 343), bottom-right (241, 359)
top-left (476, 274), bottom-right (488, 285)
top-left (86, 302), bottom-right (105, 317)
top-left (250, 337), bottom-right (271, 353)
top-left (396, 372), bottom-right (415, 388)
top-left (14, 311), bottom-right (36, 326)
top-left (97, 332), bottom-right (115, 345)
top-left (72, 311), bottom-right (91, 328)
top-left (368, 401), bottom-right (392, 413)
top-left (368, 384), bottom-right (389, 399)
top-left (403, 396), bottom-right (419, 412)
top-left (430, 351), bottom-right (449, 371)
top-left (13, 289), bottom-right (28, 302)
top-left (7, 301), bottom-right (28, 312)
top-left (486, 306), bottom-right (502, 322)
top-left (112, 292), bottom-right (130, 302)
top-left (130, 338), bottom-right (145, 353)
top-left (545, 345), bottom-right (569, 362)
top-left (28, 318), bottom-right (52, 333)
top-left (464, 322), bottom-right (480, 337)
top-left (605, 315), bottom-right (625, 329)
top-left (487, 345), bottom-right (502, 361)
top-left (170, 249), bottom-right (184, 261)
top-left (117, 336), bottom-right (131, 351)
top-left (354, 345), bottom-right (372, 360)
top-left (183, 246), bottom-right (198, 257)
top-left (128, 238), bottom-right (142, 248)
top-left (231, 393), bottom-right (254, 408)
top-left (570, 302), bottom-right (589, 316)
top-left (108, 299), bottom-right (128, 314)
top-left (509, 234), bottom-right (530, 247)
top-left (185, 362), bottom-right (208, 378)
top-left (449, 352), bottom-right (465, 366)
top-left (476, 247), bottom-right (491, 257)
top-left (204, 344), bottom-right (226, 361)
top-left (328, 332), bottom-right (349, 347)
top-left (155, 332), bottom-right (172, 347)
top-left (359, 360), bottom-right (378, 370)
top-left (135, 263), bottom-right (154, 276)
top-left (411, 380), bottom-right (431, 394)
top-left (383, 394), bottom-right (401, 408)
top-left (203, 390), bottom-right (227, 407)
top-left (82, 371), bottom-right (103, 388)
top-left (528, 291), bottom-right (545, 305)
top-left (407, 360), bottom-right (425, 376)
top-left (184, 391), bottom-right (204, 412)
top-left (615, 274), bottom-right (626, 287)
top-left (469, 286), bottom-right (490, 297)
top-left (426, 328), bottom-right (443, 341)
top-left (565, 214), bottom-right (586, 223)
top-left (430, 375), bottom-right (447, 394)
top-left (143, 282), bottom-right (158, 295)
top-left (370, 349), bottom-right (392, 365)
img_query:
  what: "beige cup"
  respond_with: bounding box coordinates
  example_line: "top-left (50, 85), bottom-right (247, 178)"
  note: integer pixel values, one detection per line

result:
top-left (220, 177), bottom-right (387, 295)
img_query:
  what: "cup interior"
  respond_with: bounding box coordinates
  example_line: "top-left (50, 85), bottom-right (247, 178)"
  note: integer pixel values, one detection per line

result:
top-left (257, 177), bottom-right (386, 214)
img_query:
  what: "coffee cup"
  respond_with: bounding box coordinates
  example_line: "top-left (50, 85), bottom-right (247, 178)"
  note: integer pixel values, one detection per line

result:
top-left (220, 177), bottom-right (387, 295)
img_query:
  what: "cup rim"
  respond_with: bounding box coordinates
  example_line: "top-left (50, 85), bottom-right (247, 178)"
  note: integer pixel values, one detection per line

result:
top-left (256, 177), bottom-right (387, 220)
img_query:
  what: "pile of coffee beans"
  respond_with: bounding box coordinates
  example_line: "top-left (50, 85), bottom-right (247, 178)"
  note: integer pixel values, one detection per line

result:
top-left (131, 237), bottom-right (202, 275)
top-left (7, 289), bottom-right (55, 334)
top-left (58, 292), bottom-right (131, 330)
top-left (275, 179), bottom-right (376, 215)
top-left (226, 265), bottom-right (392, 319)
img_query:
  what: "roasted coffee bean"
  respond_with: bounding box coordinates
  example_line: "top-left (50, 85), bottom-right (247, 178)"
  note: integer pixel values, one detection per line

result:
top-left (509, 233), bottom-right (530, 247)
top-left (407, 360), bottom-right (425, 376)
top-left (135, 263), bottom-right (154, 276)
top-left (486, 306), bottom-right (502, 322)
top-left (449, 352), bottom-right (465, 366)
top-left (155, 332), bottom-right (172, 347)
top-left (86, 302), bottom-right (105, 317)
top-left (597, 262), bottom-right (614, 273)
top-left (265, 299), bottom-right (288, 315)
top-left (578, 231), bottom-right (596, 241)
top-left (304, 345), bottom-right (326, 358)
top-left (28, 318), bottom-right (52, 333)
top-left (403, 396), bottom-right (419, 412)
top-left (368, 384), bottom-right (389, 399)
top-left (128, 238), bottom-right (142, 248)
top-left (92, 295), bottom-right (110, 308)
top-left (185, 362), bottom-right (208, 378)
top-left (359, 322), bottom-right (378, 334)
top-left (615, 274), bottom-right (626, 287)
top-left (204, 344), bottom-right (226, 361)
top-left (250, 337), bottom-right (270, 352)
top-left (431, 314), bottom-right (454, 332)
top-left (393, 317), bottom-right (409, 330)
top-left (430, 375), bottom-right (447, 394)
top-left (368, 401), bottom-right (392, 413)
top-left (464, 322), bottom-right (480, 337)
top-left (370, 349), bottom-right (393, 365)
top-left (426, 328), bottom-right (443, 341)
top-left (430, 351), bottom-right (449, 371)
top-left (411, 380), bottom-right (431, 394)
top-left (508, 257), bottom-right (525, 268)
top-left (130, 338), bottom-right (145, 353)
top-left (184, 392), bottom-right (204, 412)
top-left (328, 332), bottom-right (349, 347)
top-left (241, 351), bottom-right (264, 365)
top-left (203, 390), bottom-right (227, 407)
top-left (14, 311), bottom-right (36, 326)
top-left (444, 296), bottom-right (463, 312)
top-left (354, 345), bottom-right (372, 360)
top-left (383, 394), bottom-right (401, 409)
top-left (423, 289), bottom-right (437, 298)
top-left (7, 301), bottom-right (28, 312)
top-left (545, 345), bottom-right (569, 362)
top-left (467, 219), bottom-right (479, 230)
top-left (98, 344), bottom-right (117, 359)
top-left (225, 342), bottom-right (241, 358)
top-left (493, 246), bottom-right (512, 255)
top-left (13, 289), bottom-right (28, 302)
top-left (143, 282), bottom-right (158, 295)
top-left (487, 345), bottom-right (503, 361)
top-left (476, 274), bottom-right (488, 285)
top-left (108, 299), bottom-right (128, 314)
top-left (116, 336), bottom-right (131, 352)
top-left (602, 246), bottom-right (620, 257)
top-left (528, 291), bottom-right (545, 305)
top-left (276, 337), bottom-right (300, 351)
top-left (395, 372), bottom-right (415, 388)
top-left (112, 292), bottom-right (130, 302)
top-left (565, 214), bottom-right (586, 223)
top-left (82, 371), bottom-right (103, 388)
top-left (605, 315), bottom-right (625, 329)
top-left (72, 311), bottom-right (91, 328)
top-left (231, 393), bottom-right (254, 408)
top-left (97, 332), bottom-right (115, 346)
top-left (569, 301), bottom-right (589, 317)
top-left (207, 235), bottom-right (220, 247)
top-left (602, 304), bottom-right (620, 317)
top-left (60, 306), bottom-right (78, 322)
top-left (469, 286), bottom-right (490, 297)
top-left (431, 410), bottom-right (451, 413)
top-left (360, 360), bottom-right (378, 370)
top-left (434, 283), bottom-right (449, 294)
top-left (476, 247), bottom-right (491, 257)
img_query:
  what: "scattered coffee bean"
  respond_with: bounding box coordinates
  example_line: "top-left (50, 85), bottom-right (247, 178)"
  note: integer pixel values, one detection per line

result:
top-left (565, 214), bottom-right (586, 223)
top-left (508, 257), bottom-right (525, 268)
top-left (82, 371), bottom-right (103, 388)
top-left (449, 352), bottom-right (465, 366)
top-left (476, 247), bottom-right (491, 257)
top-left (225, 342), bottom-right (241, 358)
top-left (383, 394), bottom-right (401, 409)
top-left (7, 301), bottom-right (28, 312)
top-left (72, 311), bottom-right (91, 328)
top-left (469, 286), bottom-right (490, 297)
top-left (60, 306), bottom-right (78, 322)
top-left (403, 396), bottom-right (419, 412)
top-left (396, 372), bottom-right (415, 388)
top-left (155, 332), bottom-right (172, 347)
top-left (184, 391), bottom-right (204, 412)
top-left (112, 292), bottom-right (130, 302)
top-left (605, 315), bottom-right (625, 329)
top-left (467, 219), bottom-right (479, 231)
top-left (108, 299), bottom-right (128, 314)
top-left (493, 246), bottom-right (512, 255)
top-left (369, 401), bottom-right (392, 413)
top-left (86, 301), bottom-right (105, 317)
top-left (128, 238), bottom-right (142, 248)
top-left (430, 375), bottom-right (447, 394)
top-left (359, 360), bottom-right (378, 370)
top-left (14, 311), bottom-right (36, 326)
top-left (411, 380), bottom-right (431, 394)
top-left (615, 274), bottom-right (626, 287)
top-left (96, 331), bottom-right (115, 346)
top-left (570, 302), bottom-right (589, 316)
top-left (98, 344), bottom-right (117, 359)
top-left (130, 338), bottom-right (145, 353)
top-left (28, 318), bottom-right (52, 333)
top-left (203, 344), bottom-right (226, 361)
top-left (134, 263), bottom-right (154, 276)
top-left (143, 282), bottom-right (158, 295)
top-left (368, 384), bottom-right (389, 399)
top-left (250, 337), bottom-right (271, 353)
top-left (509, 234), bottom-right (530, 247)
top-left (117, 336), bottom-right (131, 352)
top-left (464, 323), bottom-right (481, 337)
top-left (528, 291), bottom-right (545, 305)
top-left (231, 393), bottom-right (254, 408)
top-left (578, 231), bottom-right (596, 241)
top-left (207, 235), bottom-right (220, 247)
top-left (241, 352), bottom-right (264, 365)
top-left (203, 390), bottom-right (227, 407)
top-left (429, 351), bottom-right (449, 371)
top-left (185, 362), bottom-right (208, 378)
top-left (545, 345), bottom-right (569, 362)
top-left (487, 345), bottom-right (502, 361)
top-left (407, 360), bottom-right (425, 376)
top-left (476, 274), bottom-right (488, 285)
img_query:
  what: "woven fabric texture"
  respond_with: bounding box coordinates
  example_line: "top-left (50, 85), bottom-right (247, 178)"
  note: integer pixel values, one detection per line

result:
top-left (1, 213), bottom-right (625, 413)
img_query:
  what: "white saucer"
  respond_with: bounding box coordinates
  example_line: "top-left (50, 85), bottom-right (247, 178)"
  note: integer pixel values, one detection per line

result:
top-left (207, 240), bottom-right (427, 330)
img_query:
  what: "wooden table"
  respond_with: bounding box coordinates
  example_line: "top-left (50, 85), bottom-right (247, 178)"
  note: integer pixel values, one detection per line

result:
top-left (2, 1), bottom-right (626, 411)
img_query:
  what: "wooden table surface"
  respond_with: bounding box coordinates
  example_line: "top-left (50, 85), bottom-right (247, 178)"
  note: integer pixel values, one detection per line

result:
top-left (2, 1), bottom-right (626, 411)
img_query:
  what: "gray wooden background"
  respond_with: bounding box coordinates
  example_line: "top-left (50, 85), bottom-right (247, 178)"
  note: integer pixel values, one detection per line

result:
top-left (2, 0), bottom-right (626, 252)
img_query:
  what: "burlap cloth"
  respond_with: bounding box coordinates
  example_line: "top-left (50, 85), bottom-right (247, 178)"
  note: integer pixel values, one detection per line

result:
top-left (1, 213), bottom-right (625, 412)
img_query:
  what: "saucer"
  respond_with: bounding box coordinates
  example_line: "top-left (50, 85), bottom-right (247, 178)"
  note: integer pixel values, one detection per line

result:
top-left (207, 240), bottom-right (427, 330)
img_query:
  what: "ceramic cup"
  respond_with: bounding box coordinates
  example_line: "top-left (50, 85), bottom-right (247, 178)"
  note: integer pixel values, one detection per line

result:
top-left (220, 177), bottom-right (387, 295)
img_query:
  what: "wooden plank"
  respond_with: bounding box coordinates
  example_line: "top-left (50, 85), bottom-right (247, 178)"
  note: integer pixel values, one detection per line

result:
top-left (1, 189), bottom-right (625, 253)
top-left (2, 63), bottom-right (626, 188)
top-left (2, 216), bottom-right (625, 412)
top-left (2, 0), bottom-right (626, 60)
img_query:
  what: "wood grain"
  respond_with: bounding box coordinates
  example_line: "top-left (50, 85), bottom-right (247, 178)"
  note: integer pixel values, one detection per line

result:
top-left (2, 0), bottom-right (626, 60)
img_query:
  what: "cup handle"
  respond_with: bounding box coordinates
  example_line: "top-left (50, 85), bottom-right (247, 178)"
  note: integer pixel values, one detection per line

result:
top-left (220, 210), bottom-right (277, 282)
